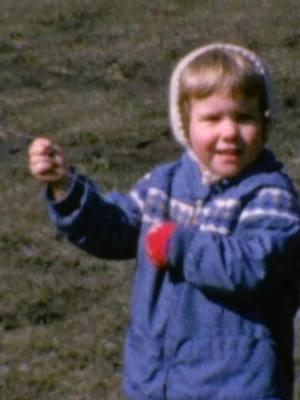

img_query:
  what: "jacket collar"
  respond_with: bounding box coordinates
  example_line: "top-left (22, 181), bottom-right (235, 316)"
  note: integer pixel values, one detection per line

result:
top-left (182, 148), bottom-right (283, 199)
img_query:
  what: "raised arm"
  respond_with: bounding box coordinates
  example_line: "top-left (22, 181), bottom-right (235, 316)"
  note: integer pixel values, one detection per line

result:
top-left (45, 171), bottom-right (142, 259)
top-left (29, 137), bottom-right (142, 260)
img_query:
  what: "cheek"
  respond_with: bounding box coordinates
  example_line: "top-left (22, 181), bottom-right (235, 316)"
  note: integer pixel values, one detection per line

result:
top-left (189, 123), bottom-right (201, 151)
top-left (189, 127), bottom-right (213, 158)
top-left (247, 127), bottom-right (264, 149)
top-left (243, 128), bottom-right (265, 164)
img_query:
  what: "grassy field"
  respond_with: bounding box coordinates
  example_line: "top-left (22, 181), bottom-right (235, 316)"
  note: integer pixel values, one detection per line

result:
top-left (0, 1), bottom-right (300, 399)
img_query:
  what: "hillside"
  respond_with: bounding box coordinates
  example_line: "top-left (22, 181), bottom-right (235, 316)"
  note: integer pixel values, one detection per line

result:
top-left (0, 1), bottom-right (299, 399)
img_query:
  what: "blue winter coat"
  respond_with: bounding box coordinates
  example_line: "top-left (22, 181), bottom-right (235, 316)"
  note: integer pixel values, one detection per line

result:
top-left (46, 149), bottom-right (300, 400)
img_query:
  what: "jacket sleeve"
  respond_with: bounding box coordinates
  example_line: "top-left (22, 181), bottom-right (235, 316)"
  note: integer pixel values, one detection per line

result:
top-left (46, 170), bottom-right (146, 259)
top-left (168, 187), bottom-right (300, 296)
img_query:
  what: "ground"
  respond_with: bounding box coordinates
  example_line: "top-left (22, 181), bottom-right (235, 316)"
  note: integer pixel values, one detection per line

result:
top-left (0, 1), bottom-right (299, 399)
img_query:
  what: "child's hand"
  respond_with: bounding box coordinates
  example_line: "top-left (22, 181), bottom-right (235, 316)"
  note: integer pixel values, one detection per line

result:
top-left (145, 222), bottom-right (176, 269)
top-left (28, 137), bottom-right (71, 199)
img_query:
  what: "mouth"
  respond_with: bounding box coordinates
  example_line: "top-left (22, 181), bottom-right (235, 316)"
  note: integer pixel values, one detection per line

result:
top-left (216, 148), bottom-right (242, 156)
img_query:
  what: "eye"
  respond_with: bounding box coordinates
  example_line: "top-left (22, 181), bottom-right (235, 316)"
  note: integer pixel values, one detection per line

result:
top-left (236, 112), bottom-right (259, 123)
top-left (202, 113), bottom-right (221, 122)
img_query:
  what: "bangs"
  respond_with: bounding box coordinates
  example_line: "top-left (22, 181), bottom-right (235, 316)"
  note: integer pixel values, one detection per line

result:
top-left (179, 50), bottom-right (267, 106)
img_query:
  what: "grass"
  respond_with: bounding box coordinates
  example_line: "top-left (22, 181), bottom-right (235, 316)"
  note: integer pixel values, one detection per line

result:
top-left (0, 0), bottom-right (299, 398)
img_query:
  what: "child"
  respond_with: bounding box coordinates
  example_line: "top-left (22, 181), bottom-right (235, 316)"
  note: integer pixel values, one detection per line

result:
top-left (29, 43), bottom-right (300, 400)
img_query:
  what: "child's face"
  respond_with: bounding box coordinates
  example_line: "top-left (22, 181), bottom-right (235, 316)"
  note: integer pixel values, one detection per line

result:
top-left (188, 91), bottom-right (264, 178)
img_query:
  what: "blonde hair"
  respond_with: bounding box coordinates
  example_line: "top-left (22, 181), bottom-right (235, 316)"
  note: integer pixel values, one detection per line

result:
top-left (169, 43), bottom-right (272, 147)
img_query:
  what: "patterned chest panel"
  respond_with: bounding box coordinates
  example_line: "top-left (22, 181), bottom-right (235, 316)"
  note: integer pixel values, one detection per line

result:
top-left (239, 187), bottom-right (298, 223)
top-left (130, 180), bottom-right (299, 235)
top-left (139, 187), bottom-right (241, 235)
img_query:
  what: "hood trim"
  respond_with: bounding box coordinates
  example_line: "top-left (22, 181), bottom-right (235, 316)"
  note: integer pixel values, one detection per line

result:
top-left (169, 43), bottom-right (272, 149)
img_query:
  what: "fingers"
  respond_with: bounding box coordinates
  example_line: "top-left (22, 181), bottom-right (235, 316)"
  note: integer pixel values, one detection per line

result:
top-left (28, 137), bottom-right (60, 159)
top-left (28, 137), bottom-right (68, 184)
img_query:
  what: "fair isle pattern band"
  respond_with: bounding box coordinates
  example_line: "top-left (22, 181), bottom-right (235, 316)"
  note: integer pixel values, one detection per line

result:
top-left (239, 187), bottom-right (298, 223)
top-left (169, 43), bottom-right (272, 148)
top-left (129, 185), bottom-right (297, 235)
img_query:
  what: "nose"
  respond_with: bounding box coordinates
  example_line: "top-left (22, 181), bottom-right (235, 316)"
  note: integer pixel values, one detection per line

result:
top-left (220, 118), bottom-right (239, 140)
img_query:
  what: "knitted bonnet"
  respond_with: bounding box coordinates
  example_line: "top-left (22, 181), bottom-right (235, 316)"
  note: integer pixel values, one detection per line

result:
top-left (169, 43), bottom-right (273, 148)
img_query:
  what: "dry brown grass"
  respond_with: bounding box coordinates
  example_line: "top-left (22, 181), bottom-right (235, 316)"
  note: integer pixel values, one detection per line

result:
top-left (0, 0), bottom-right (299, 398)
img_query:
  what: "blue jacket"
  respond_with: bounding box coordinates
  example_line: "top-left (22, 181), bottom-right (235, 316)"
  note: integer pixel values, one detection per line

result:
top-left (46, 149), bottom-right (300, 400)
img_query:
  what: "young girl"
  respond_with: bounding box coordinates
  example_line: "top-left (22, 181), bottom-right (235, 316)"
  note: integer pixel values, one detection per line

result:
top-left (29, 43), bottom-right (300, 400)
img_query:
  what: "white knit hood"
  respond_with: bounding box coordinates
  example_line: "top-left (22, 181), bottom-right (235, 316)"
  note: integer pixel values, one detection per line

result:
top-left (169, 43), bottom-right (273, 149)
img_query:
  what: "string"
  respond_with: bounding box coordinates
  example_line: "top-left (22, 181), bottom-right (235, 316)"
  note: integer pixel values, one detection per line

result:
top-left (3, 130), bottom-right (103, 196)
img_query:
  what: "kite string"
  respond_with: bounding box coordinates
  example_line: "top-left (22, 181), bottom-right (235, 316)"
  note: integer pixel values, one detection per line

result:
top-left (35, 135), bottom-right (105, 196)
top-left (2, 129), bottom-right (111, 197)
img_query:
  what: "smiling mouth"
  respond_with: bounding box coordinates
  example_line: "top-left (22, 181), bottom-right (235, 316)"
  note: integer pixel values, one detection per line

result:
top-left (217, 148), bottom-right (242, 156)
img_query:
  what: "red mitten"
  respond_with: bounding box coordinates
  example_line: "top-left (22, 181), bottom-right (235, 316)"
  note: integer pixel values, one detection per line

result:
top-left (145, 222), bottom-right (176, 269)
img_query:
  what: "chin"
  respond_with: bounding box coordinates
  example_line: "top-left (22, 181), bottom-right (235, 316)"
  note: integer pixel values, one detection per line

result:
top-left (216, 168), bottom-right (242, 179)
